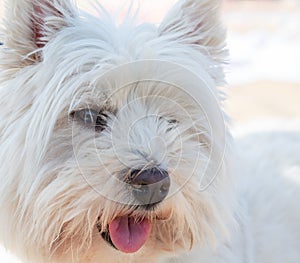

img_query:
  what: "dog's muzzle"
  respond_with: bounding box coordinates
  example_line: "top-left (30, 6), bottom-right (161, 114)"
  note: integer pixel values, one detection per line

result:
top-left (98, 168), bottom-right (170, 253)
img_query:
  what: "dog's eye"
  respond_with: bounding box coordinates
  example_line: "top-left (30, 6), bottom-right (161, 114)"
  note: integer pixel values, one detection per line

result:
top-left (159, 117), bottom-right (178, 132)
top-left (168, 119), bottom-right (178, 125)
top-left (73, 109), bottom-right (98, 125)
top-left (166, 119), bottom-right (178, 132)
top-left (71, 109), bottom-right (108, 132)
top-left (95, 112), bottom-right (109, 132)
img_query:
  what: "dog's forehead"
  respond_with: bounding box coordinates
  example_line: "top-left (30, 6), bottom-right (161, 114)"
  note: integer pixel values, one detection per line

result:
top-left (42, 15), bottom-right (214, 84)
top-left (36, 11), bottom-right (221, 116)
top-left (67, 60), bottom-right (212, 116)
top-left (44, 17), bottom-right (158, 66)
top-left (70, 79), bottom-right (191, 117)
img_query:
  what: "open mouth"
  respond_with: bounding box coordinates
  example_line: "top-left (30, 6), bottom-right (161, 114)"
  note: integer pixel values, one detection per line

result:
top-left (98, 216), bottom-right (152, 254)
top-left (100, 230), bottom-right (117, 250)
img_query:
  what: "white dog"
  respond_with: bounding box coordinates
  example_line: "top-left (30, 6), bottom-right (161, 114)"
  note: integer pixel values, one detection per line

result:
top-left (0, 0), bottom-right (300, 263)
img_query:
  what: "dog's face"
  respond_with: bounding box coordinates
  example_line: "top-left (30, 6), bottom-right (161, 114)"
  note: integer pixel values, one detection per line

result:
top-left (0, 0), bottom-right (233, 262)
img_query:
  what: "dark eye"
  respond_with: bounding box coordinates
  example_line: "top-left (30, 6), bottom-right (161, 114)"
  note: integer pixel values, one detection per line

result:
top-left (71, 109), bottom-right (108, 132)
top-left (158, 117), bottom-right (178, 132)
top-left (166, 119), bottom-right (178, 132)
top-left (95, 112), bottom-right (109, 132)
top-left (168, 119), bottom-right (178, 125)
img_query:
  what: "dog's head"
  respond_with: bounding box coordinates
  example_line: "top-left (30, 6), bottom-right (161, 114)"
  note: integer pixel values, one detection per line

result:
top-left (0, 0), bottom-right (234, 262)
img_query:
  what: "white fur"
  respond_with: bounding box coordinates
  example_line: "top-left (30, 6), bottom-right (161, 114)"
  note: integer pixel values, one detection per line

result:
top-left (0, 1), bottom-right (299, 263)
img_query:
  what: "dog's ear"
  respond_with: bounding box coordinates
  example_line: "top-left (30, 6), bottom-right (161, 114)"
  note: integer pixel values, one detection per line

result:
top-left (159, 0), bottom-right (226, 62)
top-left (2, 0), bottom-right (76, 64)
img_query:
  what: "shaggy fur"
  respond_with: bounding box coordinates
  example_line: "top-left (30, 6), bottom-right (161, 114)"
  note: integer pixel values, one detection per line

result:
top-left (0, 0), bottom-right (299, 263)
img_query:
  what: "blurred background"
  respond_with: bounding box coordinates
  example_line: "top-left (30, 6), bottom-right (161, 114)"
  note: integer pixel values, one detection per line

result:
top-left (0, 0), bottom-right (300, 261)
top-left (223, 0), bottom-right (300, 133)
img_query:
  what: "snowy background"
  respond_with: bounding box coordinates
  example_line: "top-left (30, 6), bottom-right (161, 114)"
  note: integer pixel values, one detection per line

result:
top-left (0, 0), bottom-right (300, 261)
top-left (226, 1), bottom-right (300, 85)
top-left (223, 0), bottom-right (300, 129)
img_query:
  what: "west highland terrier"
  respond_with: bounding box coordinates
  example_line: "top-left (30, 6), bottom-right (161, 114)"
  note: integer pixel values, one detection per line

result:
top-left (1, 0), bottom-right (300, 263)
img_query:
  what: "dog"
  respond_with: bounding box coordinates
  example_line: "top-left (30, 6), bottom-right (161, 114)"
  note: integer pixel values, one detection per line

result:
top-left (1, 0), bottom-right (300, 262)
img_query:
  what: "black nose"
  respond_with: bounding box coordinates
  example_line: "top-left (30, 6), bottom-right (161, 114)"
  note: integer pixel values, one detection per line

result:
top-left (128, 168), bottom-right (170, 206)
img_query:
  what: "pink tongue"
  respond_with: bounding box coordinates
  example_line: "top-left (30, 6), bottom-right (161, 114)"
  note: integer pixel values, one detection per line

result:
top-left (108, 217), bottom-right (152, 253)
